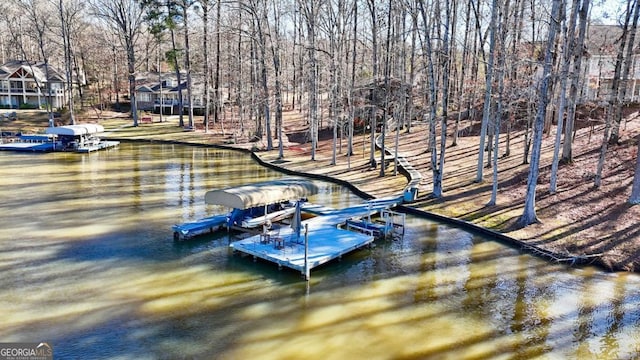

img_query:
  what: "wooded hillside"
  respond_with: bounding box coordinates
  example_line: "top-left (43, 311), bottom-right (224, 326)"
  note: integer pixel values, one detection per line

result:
top-left (1, 0), bottom-right (638, 237)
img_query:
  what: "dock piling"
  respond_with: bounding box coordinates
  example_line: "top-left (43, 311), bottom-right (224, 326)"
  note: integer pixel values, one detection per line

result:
top-left (304, 224), bottom-right (309, 281)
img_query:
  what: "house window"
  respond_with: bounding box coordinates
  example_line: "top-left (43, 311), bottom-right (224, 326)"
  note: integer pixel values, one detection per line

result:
top-left (162, 79), bottom-right (176, 88)
top-left (10, 81), bottom-right (23, 91)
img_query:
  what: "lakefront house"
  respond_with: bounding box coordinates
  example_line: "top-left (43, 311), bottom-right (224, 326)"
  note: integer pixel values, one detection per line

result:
top-left (0, 60), bottom-right (66, 109)
top-left (135, 72), bottom-right (207, 115)
top-left (584, 25), bottom-right (640, 102)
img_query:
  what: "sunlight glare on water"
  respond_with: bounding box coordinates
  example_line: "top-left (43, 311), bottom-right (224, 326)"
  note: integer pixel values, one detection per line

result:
top-left (1, 143), bottom-right (639, 359)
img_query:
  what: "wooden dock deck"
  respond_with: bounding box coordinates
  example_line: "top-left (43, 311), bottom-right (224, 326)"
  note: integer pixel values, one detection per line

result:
top-left (230, 225), bottom-right (374, 273)
top-left (230, 196), bottom-right (403, 278)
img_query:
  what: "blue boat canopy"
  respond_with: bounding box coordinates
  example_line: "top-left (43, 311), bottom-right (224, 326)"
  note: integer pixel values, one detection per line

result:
top-left (204, 178), bottom-right (319, 209)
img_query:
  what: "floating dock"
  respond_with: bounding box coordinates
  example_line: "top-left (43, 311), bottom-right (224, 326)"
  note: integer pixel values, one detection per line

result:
top-left (46, 124), bottom-right (120, 152)
top-left (76, 140), bottom-right (120, 153)
top-left (231, 197), bottom-right (404, 278)
top-left (171, 179), bottom-right (406, 279)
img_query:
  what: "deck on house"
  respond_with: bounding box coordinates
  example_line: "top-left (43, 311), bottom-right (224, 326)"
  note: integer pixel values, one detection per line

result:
top-left (230, 196), bottom-right (403, 276)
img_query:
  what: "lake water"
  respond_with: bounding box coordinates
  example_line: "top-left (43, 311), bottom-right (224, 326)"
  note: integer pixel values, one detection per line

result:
top-left (1, 143), bottom-right (639, 359)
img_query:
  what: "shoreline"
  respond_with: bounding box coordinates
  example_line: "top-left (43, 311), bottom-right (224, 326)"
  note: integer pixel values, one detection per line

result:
top-left (7, 110), bottom-right (634, 273)
top-left (107, 135), bottom-right (605, 271)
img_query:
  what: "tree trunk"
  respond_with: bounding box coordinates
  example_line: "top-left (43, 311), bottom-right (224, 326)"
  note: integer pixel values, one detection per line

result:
top-left (561, 0), bottom-right (590, 163)
top-left (127, 42), bottom-right (138, 126)
top-left (518, 0), bottom-right (562, 227)
top-left (213, 0), bottom-right (221, 125)
top-left (257, 12), bottom-right (272, 150)
top-left (550, 0), bottom-right (575, 194)
top-left (183, 3), bottom-right (194, 129)
top-left (59, 0), bottom-right (75, 125)
top-left (380, 0), bottom-right (393, 177)
top-left (630, 136), bottom-right (640, 204)
top-left (435, 0), bottom-right (452, 197)
top-left (300, 0), bottom-right (318, 159)
top-left (170, 28), bottom-right (184, 127)
top-left (269, 0), bottom-right (284, 159)
top-left (366, 0), bottom-right (379, 81)
top-left (476, 0), bottom-right (498, 182)
top-left (347, 1), bottom-right (358, 170)
top-left (406, 8), bottom-right (417, 134)
top-left (595, 1), bottom-right (634, 188)
top-left (347, 0), bottom-right (357, 169)
top-left (202, 0), bottom-right (210, 132)
top-left (453, 0), bottom-right (472, 147)
top-left (490, 0), bottom-right (510, 206)
top-left (417, 0), bottom-right (443, 197)
top-left (611, 0), bottom-right (640, 144)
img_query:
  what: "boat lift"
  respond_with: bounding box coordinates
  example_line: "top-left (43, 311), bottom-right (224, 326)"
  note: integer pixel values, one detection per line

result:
top-left (172, 178), bottom-right (319, 241)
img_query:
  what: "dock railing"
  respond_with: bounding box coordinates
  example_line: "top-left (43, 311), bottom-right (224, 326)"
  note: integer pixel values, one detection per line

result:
top-left (345, 222), bottom-right (375, 238)
top-left (382, 209), bottom-right (406, 237)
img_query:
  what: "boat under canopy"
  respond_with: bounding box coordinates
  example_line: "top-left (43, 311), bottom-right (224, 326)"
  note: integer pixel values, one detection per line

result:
top-left (45, 124), bottom-right (104, 136)
top-left (204, 178), bottom-right (319, 210)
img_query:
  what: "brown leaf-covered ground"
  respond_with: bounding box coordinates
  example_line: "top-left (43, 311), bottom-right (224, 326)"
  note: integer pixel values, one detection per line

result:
top-left (3, 106), bottom-right (639, 272)
top-left (255, 106), bottom-right (640, 272)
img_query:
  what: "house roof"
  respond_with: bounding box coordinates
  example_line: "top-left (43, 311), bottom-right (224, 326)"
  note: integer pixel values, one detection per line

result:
top-left (135, 71), bottom-right (205, 95)
top-left (586, 25), bottom-right (640, 55)
top-left (0, 60), bottom-right (65, 82)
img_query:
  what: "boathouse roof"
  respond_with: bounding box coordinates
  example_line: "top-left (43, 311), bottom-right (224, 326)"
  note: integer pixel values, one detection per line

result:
top-left (204, 178), bottom-right (319, 209)
top-left (45, 124), bottom-right (105, 136)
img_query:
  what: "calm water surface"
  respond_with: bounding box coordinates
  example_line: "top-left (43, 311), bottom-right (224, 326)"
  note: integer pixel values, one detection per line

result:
top-left (1, 143), bottom-right (639, 360)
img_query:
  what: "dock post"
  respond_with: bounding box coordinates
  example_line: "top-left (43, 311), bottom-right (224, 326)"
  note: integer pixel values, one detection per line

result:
top-left (304, 224), bottom-right (310, 281)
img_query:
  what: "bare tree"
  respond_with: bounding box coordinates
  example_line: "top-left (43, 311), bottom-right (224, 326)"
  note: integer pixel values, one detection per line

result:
top-left (476, 0), bottom-right (497, 182)
top-left (595, 0), bottom-right (636, 188)
top-left (58, 0), bottom-right (88, 123)
top-left (212, 0), bottom-right (221, 127)
top-left (550, 0), bottom-right (577, 194)
top-left (452, 0), bottom-right (472, 147)
top-left (90, 0), bottom-right (146, 126)
top-left (269, 0), bottom-right (285, 158)
top-left (9, 0), bottom-right (57, 124)
top-left (561, 0), bottom-right (590, 163)
top-left (417, 0), bottom-right (450, 197)
top-left (518, 0), bottom-right (562, 227)
top-left (490, 0), bottom-right (511, 206)
top-left (347, 0), bottom-right (357, 169)
top-left (610, 0), bottom-right (640, 145)
top-left (299, 0), bottom-right (320, 160)
top-left (181, 0), bottom-right (195, 128)
top-left (630, 138), bottom-right (640, 204)
top-left (198, 0), bottom-right (213, 131)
